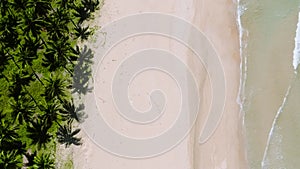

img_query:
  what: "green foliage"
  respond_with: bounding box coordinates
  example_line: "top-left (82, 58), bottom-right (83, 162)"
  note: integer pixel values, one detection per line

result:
top-left (31, 152), bottom-right (55, 169)
top-left (27, 119), bottom-right (52, 149)
top-left (0, 150), bottom-right (23, 169)
top-left (0, 0), bottom-right (101, 168)
top-left (74, 24), bottom-right (91, 41)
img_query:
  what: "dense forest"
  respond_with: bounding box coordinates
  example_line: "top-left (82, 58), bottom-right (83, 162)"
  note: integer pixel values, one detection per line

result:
top-left (0, 0), bottom-right (100, 168)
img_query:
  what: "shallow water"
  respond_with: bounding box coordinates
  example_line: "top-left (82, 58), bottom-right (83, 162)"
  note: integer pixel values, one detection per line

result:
top-left (238, 0), bottom-right (300, 168)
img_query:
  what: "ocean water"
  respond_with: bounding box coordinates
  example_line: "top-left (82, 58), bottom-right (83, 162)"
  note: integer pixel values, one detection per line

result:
top-left (238, 0), bottom-right (300, 168)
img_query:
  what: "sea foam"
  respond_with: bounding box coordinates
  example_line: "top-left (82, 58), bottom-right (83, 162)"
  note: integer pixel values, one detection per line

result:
top-left (261, 85), bottom-right (292, 168)
top-left (293, 12), bottom-right (300, 71)
top-left (236, 0), bottom-right (248, 127)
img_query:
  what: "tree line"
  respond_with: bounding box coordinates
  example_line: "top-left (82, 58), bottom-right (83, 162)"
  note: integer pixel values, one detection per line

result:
top-left (0, 0), bottom-right (101, 168)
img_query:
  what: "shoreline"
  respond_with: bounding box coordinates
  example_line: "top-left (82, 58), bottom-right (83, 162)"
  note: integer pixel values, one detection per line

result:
top-left (189, 0), bottom-right (247, 168)
top-left (237, 1), bottom-right (300, 168)
top-left (74, 0), bottom-right (247, 168)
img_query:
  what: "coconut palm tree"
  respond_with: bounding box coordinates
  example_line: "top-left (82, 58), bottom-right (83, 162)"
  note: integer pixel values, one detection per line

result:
top-left (56, 0), bottom-right (75, 9)
top-left (45, 8), bottom-right (70, 40)
top-left (43, 72), bottom-right (70, 103)
top-left (74, 24), bottom-right (91, 41)
top-left (42, 53), bottom-right (61, 72)
top-left (0, 118), bottom-right (19, 146)
top-left (18, 37), bottom-right (41, 67)
top-left (60, 99), bottom-right (85, 123)
top-left (16, 37), bottom-right (45, 85)
top-left (27, 119), bottom-right (52, 149)
top-left (27, 0), bottom-right (52, 17)
top-left (0, 150), bottom-right (22, 169)
top-left (0, 122), bottom-right (26, 155)
top-left (0, 123), bottom-right (17, 142)
top-left (8, 70), bottom-right (34, 101)
top-left (0, 0), bottom-right (101, 166)
top-left (82, 0), bottom-right (100, 12)
top-left (10, 69), bottom-right (34, 87)
top-left (11, 0), bottom-right (28, 11)
top-left (31, 153), bottom-right (55, 169)
top-left (0, 13), bottom-right (21, 49)
top-left (0, 139), bottom-right (26, 155)
top-left (74, 6), bottom-right (91, 24)
top-left (71, 45), bottom-right (81, 56)
top-left (57, 124), bottom-right (82, 147)
top-left (10, 96), bottom-right (35, 124)
top-left (21, 13), bottom-right (45, 38)
top-left (8, 82), bottom-right (23, 101)
top-left (0, 50), bottom-right (9, 77)
top-left (41, 101), bottom-right (60, 127)
top-left (43, 36), bottom-right (77, 72)
top-left (0, 0), bottom-right (9, 15)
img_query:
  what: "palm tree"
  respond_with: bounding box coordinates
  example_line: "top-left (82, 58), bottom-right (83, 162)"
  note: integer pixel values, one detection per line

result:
top-left (8, 70), bottom-right (34, 101)
top-left (8, 81), bottom-right (23, 101)
top-left (82, 0), bottom-right (100, 12)
top-left (12, 69), bottom-right (34, 86)
top-left (41, 101), bottom-right (60, 126)
top-left (45, 7), bottom-right (70, 40)
top-left (0, 150), bottom-right (22, 169)
top-left (17, 37), bottom-right (45, 85)
top-left (27, 0), bottom-right (52, 17)
top-left (43, 72), bottom-right (70, 102)
top-left (11, 0), bottom-right (28, 11)
top-left (60, 100), bottom-right (85, 123)
top-left (71, 45), bottom-right (81, 56)
top-left (56, 0), bottom-right (76, 9)
top-left (74, 24), bottom-right (91, 41)
top-left (42, 53), bottom-right (61, 72)
top-left (31, 153), bottom-right (55, 169)
top-left (57, 124), bottom-right (82, 147)
top-left (0, 112), bottom-right (26, 155)
top-left (1, 139), bottom-right (26, 155)
top-left (27, 119), bottom-right (52, 149)
top-left (10, 96), bottom-right (35, 124)
top-left (0, 50), bottom-right (9, 78)
top-left (0, 117), bottom-right (19, 143)
top-left (0, 13), bottom-right (21, 49)
top-left (0, 138), bottom-right (26, 156)
top-left (74, 6), bottom-right (91, 24)
top-left (0, 125), bottom-right (21, 154)
top-left (21, 13), bottom-right (45, 38)
top-left (18, 37), bottom-right (41, 67)
top-left (43, 36), bottom-right (77, 72)
top-left (0, 0), bottom-right (9, 15)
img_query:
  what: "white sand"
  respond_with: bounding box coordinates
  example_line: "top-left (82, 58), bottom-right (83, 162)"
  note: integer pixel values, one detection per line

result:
top-left (73, 0), bottom-right (248, 168)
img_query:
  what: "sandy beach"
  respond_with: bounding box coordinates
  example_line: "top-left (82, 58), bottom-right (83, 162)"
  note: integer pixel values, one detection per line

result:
top-left (73, 0), bottom-right (247, 168)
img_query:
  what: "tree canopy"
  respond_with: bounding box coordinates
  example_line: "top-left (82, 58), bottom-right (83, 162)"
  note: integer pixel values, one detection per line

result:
top-left (0, 0), bottom-right (101, 167)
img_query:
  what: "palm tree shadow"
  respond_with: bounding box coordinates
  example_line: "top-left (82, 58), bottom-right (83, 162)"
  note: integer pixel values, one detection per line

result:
top-left (60, 100), bottom-right (87, 124)
top-left (72, 45), bottom-right (94, 96)
top-left (76, 103), bottom-right (87, 123)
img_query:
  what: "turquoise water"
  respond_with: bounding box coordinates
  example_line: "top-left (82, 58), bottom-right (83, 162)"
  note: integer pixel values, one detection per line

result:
top-left (238, 0), bottom-right (300, 168)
